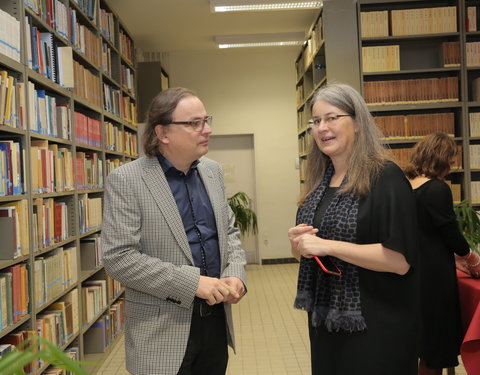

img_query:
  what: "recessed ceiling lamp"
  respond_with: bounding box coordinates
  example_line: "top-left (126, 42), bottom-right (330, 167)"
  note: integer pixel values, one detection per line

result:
top-left (215, 32), bottom-right (305, 49)
top-left (210, 0), bottom-right (322, 13)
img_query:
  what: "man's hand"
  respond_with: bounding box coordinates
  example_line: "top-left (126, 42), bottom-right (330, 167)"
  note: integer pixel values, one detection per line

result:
top-left (196, 276), bottom-right (236, 305)
top-left (221, 276), bottom-right (245, 304)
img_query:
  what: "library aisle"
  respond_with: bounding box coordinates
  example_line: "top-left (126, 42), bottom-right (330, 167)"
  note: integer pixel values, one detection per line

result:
top-left (95, 264), bottom-right (468, 375)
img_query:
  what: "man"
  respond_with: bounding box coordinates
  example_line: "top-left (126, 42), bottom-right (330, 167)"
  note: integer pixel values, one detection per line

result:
top-left (102, 87), bottom-right (247, 375)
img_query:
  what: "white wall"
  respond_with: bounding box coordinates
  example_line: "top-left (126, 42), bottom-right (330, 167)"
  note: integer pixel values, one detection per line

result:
top-left (164, 47), bottom-right (300, 260)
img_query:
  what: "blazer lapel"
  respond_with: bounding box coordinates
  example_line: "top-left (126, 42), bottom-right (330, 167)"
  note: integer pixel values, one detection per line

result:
top-left (141, 157), bottom-right (193, 263)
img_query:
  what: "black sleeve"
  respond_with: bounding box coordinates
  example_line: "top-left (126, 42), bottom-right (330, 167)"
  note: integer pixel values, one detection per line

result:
top-left (357, 162), bottom-right (419, 266)
top-left (423, 180), bottom-right (470, 256)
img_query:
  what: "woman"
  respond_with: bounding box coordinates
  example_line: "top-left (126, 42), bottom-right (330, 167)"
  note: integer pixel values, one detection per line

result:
top-left (288, 83), bottom-right (419, 374)
top-left (404, 132), bottom-right (480, 375)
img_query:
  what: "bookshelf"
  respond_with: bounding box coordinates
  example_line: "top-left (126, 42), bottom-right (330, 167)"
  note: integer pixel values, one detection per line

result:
top-left (295, 0), bottom-right (480, 206)
top-left (295, 0), bottom-right (360, 186)
top-left (357, 0), bottom-right (469, 204)
top-left (0, 0), bottom-right (140, 372)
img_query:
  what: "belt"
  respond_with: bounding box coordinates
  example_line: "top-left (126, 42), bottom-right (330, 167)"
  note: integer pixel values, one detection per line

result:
top-left (193, 301), bottom-right (224, 317)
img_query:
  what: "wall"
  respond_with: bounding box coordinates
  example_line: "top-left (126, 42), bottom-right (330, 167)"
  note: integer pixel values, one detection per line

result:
top-left (164, 47), bottom-right (300, 260)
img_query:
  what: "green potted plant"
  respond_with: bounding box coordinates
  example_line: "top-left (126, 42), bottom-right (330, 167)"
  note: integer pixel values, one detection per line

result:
top-left (228, 192), bottom-right (258, 236)
top-left (454, 199), bottom-right (480, 255)
top-left (0, 336), bottom-right (90, 375)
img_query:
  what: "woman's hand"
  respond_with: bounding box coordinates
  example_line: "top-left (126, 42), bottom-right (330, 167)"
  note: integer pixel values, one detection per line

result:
top-left (288, 224), bottom-right (318, 260)
top-left (296, 234), bottom-right (333, 258)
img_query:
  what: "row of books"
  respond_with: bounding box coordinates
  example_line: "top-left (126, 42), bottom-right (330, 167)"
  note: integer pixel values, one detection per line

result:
top-left (298, 133), bottom-right (312, 155)
top-left (101, 42), bottom-right (114, 77)
top-left (84, 299), bottom-right (124, 354)
top-left (0, 201), bottom-right (29, 258)
top-left (120, 64), bottom-right (135, 95)
top-left (70, 9), bottom-right (101, 67)
top-left (82, 279), bottom-right (106, 325)
top-left (0, 263), bottom-right (29, 330)
top-left (32, 198), bottom-right (71, 249)
top-left (73, 60), bottom-right (102, 107)
top-left (467, 6), bottom-right (478, 32)
top-left (28, 83), bottom-right (71, 138)
top-left (75, 151), bottom-right (103, 189)
top-left (103, 83), bottom-right (121, 117)
top-left (99, 7), bottom-right (115, 45)
top-left (71, 0), bottom-right (97, 22)
top-left (469, 112), bottom-right (480, 137)
top-left (361, 7), bottom-right (457, 38)
top-left (108, 276), bottom-right (121, 301)
top-left (470, 145), bottom-right (480, 168)
top-left (471, 181), bottom-right (480, 203)
top-left (78, 194), bottom-right (102, 234)
top-left (466, 42), bottom-right (480, 67)
top-left (34, 246), bottom-right (78, 308)
top-left (74, 111), bottom-right (101, 148)
top-left (125, 131), bottom-right (138, 156)
top-left (121, 95), bottom-right (137, 125)
top-left (0, 140), bottom-right (24, 197)
top-left (31, 140), bottom-right (73, 193)
top-left (104, 121), bottom-right (125, 152)
top-left (25, 0), bottom-right (69, 40)
top-left (375, 113), bottom-right (455, 139)
top-left (363, 77), bottom-right (459, 105)
top-left (0, 330), bottom-right (35, 373)
top-left (0, 8), bottom-right (21, 62)
top-left (299, 16), bottom-right (323, 73)
top-left (0, 71), bottom-right (25, 129)
top-left (442, 41), bottom-right (460, 68)
top-left (362, 45), bottom-right (400, 73)
top-left (119, 30), bottom-right (134, 65)
top-left (26, 20), bottom-right (74, 88)
top-left (105, 158), bottom-right (123, 175)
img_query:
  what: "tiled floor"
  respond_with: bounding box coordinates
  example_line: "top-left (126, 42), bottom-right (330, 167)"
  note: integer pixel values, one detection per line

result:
top-left (95, 263), bottom-right (468, 375)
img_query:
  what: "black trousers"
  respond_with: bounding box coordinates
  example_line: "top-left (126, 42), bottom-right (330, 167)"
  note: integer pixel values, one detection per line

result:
top-left (177, 302), bottom-right (228, 375)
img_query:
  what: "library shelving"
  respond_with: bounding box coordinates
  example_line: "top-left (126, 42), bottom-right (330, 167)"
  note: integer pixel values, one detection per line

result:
top-left (357, 0), bottom-right (472, 204)
top-left (295, 0), bottom-right (480, 206)
top-left (294, 0), bottom-right (360, 186)
top-left (0, 0), bottom-right (140, 372)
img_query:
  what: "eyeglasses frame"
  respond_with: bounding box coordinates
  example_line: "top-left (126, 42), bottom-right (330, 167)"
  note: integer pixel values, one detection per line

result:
top-left (169, 116), bottom-right (213, 132)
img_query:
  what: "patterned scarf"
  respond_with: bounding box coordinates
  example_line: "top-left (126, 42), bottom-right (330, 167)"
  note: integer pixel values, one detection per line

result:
top-left (294, 163), bottom-right (367, 332)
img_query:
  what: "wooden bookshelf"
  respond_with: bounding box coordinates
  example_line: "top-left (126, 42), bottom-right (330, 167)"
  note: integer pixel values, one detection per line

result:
top-left (294, 1), bottom-right (360, 186)
top-left (295, 0), bottom-right (480, 206)
top-left (357, 0), bottom-right (475, 204)
top-left (0, 0), bottom-right (137, 371)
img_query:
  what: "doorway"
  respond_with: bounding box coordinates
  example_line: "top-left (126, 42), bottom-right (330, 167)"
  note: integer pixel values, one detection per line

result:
top-left (207, 134), bottom-right (259, 264)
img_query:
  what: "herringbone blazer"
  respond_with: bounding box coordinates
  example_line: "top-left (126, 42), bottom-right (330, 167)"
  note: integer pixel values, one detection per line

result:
top-left (102, 156), bottom-right (247, 375)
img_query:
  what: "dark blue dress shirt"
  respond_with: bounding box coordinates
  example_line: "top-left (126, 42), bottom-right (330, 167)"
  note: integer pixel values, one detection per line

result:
top-left (157, 155), bottom-right (221, 278)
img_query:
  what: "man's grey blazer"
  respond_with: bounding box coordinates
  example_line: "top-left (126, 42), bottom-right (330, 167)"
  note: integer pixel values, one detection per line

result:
top-left (102, 156), bottom-right (247, 375)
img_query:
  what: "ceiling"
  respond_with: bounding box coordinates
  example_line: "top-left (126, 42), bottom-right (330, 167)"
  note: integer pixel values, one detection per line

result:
top-left (112, 0), bottom-right (320, 53)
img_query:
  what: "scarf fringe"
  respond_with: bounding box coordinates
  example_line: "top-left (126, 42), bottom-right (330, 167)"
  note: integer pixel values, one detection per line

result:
top-left (294, 291), bottom-right (314, 311)
top-left (311, 309), bottom-right (367, 333)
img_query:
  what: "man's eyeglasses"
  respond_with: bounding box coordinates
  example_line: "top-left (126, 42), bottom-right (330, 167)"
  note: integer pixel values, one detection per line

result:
top-left (308, 114), bottom-right (352, 128)
top-left (170, 116), bottom-right (213, 132)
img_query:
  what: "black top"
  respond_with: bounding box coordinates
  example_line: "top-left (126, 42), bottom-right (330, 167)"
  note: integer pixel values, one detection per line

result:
top-left (309, 162), bottom-right (420, 375)
top-left (414, 178), bottom-right (468, 368)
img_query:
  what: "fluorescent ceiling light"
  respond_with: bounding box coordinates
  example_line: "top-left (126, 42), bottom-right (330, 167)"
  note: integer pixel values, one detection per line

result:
top-left (218, 41), bottom-right (303, 48)
top-left (215, 32), bottom-right (305, 49)
top-left (210, 0), bottom-right (322, 12)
